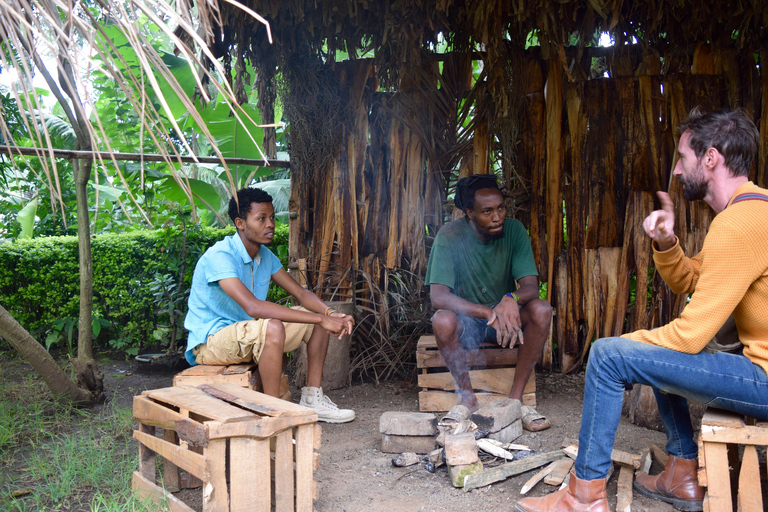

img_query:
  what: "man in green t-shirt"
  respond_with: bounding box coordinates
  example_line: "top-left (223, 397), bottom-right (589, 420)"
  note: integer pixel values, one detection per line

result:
top-left (425, 174), bottom-right (552, 431)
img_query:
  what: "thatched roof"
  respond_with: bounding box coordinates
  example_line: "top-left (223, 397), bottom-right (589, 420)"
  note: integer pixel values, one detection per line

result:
top-left (210, 0), bottom-right (767, 85)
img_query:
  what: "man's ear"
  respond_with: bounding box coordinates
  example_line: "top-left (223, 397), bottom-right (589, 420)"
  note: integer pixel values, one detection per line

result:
top-left (704, 147), bottom-right (721, 170)
top-left (234, 217), bottom-right (245, 231)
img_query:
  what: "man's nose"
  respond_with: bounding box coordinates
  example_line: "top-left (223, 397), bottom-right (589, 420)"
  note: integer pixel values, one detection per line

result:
top-left (673, 160), bottom-right (682, 176)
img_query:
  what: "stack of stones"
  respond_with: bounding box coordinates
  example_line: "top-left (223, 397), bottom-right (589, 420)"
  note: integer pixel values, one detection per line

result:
top-left (444, 432), bottom-right (483, 487)
top-left (379, 411), bottom-right (438, 454)
top-left (471, 398), bottom-right (522, 443)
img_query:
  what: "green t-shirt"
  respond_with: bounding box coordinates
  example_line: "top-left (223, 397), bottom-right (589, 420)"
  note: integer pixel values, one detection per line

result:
top-left (425, 218), bottom-right (539, 307)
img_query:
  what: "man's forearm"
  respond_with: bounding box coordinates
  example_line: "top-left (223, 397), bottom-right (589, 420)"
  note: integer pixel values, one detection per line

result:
top-left (249, 300), bottom-right (324, 324)
top-left (432, 293), bottom-right (493, 319)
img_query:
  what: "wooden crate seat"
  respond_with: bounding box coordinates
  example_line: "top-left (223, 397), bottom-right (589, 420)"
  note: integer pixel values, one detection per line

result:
top-left (416, 335), bottom-right (536, 412)
top-left (132, 383), bottom-right (320, 512)
top-left (697, 408), bottom-right (768, 512)
top-left (174, 363), bottom-right (291, 401)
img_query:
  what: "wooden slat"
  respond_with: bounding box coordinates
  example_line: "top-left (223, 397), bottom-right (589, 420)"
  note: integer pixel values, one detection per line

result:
top-left (652, 444), bottom-right (669, 467)
top-left (703, 442), bottom-right (733, 512)
top-left (543, 457), bottom-right (573, 485)
top-left (463, 449), bottom-right (565, 491)
top-left (416, 345), bottom-right (519, 369)
top-left (143, 386), bottom-right (257, 422)
top-left (207, 414), bottom-right (317, 440)
top-left (133, 396), bottom-right (208, 446)
top-left (520, 461), bottom-right (556, 494)
top-left (132, 471), bottom-right (196, 512)
top-left (137, 424), bottom-right (156, 482)
top-left (274, 429), bottom-right (295, 512)
top-left (200, 382), bottom-right (313, 417)
top-left (616, 465), bottom-right (634, 512)
top-left (133, 430), bottom-right (206, 479)
top-left (701, 424), bottom-right (768, 445)
top-left (702, 409), bottom-right (746, 428)
top-left (295, 424), bottom-right (315, 512)
top-left (417, 367), bottom-right (535, 395)
top-left (231, 437), bottom-right (269, 512)
top-left (221, 364), bottom-right (257, 375)
top-left (737, 445), bottom-right (762, 512)
top-left (176, 365), bottom-right (229, 377)
top-left (163, 428), bottom-right (181, 492)
top-left (173, 374), bottom-right (253, 388)
top-left (203, 439), bottom-right (228, 512)
top-left (418, 390), bottom-right (536, 412)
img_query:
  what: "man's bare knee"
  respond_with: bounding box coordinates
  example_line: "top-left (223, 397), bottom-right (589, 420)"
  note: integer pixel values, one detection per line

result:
top-left (432, 310), bottom-right (459, 338)
top-left (265, 318), bottom-right (286, 348)
top-left (525, 299), bottom-right (553, 328)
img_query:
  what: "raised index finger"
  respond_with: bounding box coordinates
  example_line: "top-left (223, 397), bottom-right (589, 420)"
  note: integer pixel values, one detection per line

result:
top-left (656, 191), bottom-right (675, 216)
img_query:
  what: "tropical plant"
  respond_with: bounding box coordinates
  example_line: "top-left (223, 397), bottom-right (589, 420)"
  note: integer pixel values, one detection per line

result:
top-left (0, 0), bottom-right (273, 404)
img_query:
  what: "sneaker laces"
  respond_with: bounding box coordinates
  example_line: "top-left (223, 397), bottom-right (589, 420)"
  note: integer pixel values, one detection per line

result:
top-left (319, 394), bottom-right (340, 410)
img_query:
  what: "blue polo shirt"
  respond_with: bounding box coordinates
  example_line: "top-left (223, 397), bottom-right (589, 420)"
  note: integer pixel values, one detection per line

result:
top-left (184, 233), bottom-right (283, 365)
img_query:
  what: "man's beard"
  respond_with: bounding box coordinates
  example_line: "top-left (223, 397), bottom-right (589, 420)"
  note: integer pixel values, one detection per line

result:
top-left (680, 165), bottom-right (708, 201)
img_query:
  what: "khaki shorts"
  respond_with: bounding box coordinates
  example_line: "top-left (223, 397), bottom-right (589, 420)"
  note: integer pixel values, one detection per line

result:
top-left (193, 306), bottom-right (315, 365)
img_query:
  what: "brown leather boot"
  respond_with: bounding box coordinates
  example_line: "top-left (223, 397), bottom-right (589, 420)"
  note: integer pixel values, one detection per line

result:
top-left (634, 455), bottom-right (704, 511)
top-left (515, 470), bottom-right (609, 512)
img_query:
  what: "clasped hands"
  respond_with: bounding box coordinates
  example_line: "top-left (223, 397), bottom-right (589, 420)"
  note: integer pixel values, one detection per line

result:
top-left (487, 295), bottom-right (523, 348)
top-left (320, 311), bottom-right (355, 339)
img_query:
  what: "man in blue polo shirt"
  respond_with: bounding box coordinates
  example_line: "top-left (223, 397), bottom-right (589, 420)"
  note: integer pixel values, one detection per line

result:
top-left (185, 187), bottom-right (355, 423)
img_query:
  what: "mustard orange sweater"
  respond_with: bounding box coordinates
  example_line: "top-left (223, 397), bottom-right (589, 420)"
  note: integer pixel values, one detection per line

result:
top-left (624, 181), bottom-right (768, 377)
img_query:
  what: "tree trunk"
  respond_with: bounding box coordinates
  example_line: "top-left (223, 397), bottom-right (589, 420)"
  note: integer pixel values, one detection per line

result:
top-left (72, 155), bottom-right (94, 361)
top-left (0, 304), bottom-right (102, 405)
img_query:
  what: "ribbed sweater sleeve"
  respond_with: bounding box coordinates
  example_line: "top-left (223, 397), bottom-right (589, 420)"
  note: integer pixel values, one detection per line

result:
top-left (623, 182), bottom-right (768, 376)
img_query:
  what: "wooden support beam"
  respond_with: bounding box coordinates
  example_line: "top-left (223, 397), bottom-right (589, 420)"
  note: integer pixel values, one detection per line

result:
top-left (463, 449), bottom-right (565, 491)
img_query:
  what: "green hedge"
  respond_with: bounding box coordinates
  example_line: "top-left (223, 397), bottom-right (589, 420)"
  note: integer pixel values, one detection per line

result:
top-left (0, 222), bottom-right (289, 352)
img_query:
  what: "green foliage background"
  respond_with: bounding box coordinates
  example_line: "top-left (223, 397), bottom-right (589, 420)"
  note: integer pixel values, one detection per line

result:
top-left (0, 223), bottom-right (289, 353)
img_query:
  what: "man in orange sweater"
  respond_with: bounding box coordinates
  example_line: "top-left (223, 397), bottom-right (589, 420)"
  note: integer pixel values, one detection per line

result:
top-left (516, 109), bottom-right (768, 512)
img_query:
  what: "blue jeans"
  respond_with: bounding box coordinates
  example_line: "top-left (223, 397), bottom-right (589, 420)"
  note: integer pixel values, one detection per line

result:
top-left (575, 337), bottom-right (768, 480)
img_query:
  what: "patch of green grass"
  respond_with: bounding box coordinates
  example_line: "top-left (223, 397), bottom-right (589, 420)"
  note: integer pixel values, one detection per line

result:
top-left (0, 359), bottom-right (160, 512)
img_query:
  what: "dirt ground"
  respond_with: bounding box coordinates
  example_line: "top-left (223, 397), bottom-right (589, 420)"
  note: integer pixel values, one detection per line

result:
top-left (103, 359), bottom-right (679, 512)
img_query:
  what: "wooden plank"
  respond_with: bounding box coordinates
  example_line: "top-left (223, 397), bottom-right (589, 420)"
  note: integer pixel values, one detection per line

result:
top-left (163, 428), bottom-right (181, 492)
top-left (133, 396), bottom-right (208, 446)
top-left (418, 367), bottom-right (535, 395)
top-left (416, 346), bottom-right (519, 369)
top-left (137, 424), bottom-right (156, 482)
top-left (702, 409), bottom-right (746, 428)
top-left (200, 382), bottom-right (314, 417)
top-left (419, 390), bottom-right (536, 412)
top-left (207, 414), bottom-right (317, 440)
top-left (562, 444), bottom-right (641, 469)
top-left (221, 364), bottom-right (257, 375)
top-left (636, 447), bottom-right (652, 475)
top-left (520, 461), bottom-right (556, 495)
top-left (737, 445), bottom-right (762, 512)
top-left (173, 374), bottom-right (253, 388)
top-left (463, 449), bottom-right (565, 491)
top-left (702, 442), bottom-right (733, 512)
top-left (133, 430), bottom-right (206, 479)
top-left (203, 439), bottom-right (228, 512)
top-left (231, 437), bottom-right (269, 512)
top-left (175, 366), bottom-right (229, 377)
top-left (652, 444), bottom-right (669, 467)
top-left (143, 386), bottom-right (257, 422)
top-left (544, 457), bottom-right (573, 485)
top-left (295, 424), bottom-right (315, 512)
top-left (616, 465), bottom-right (634, 512)
top-left (132, 471), bottom-right (196, 512)
top-left (417, 335), bottom-right (437, 348)
top-left (701, 424), bottom-right (768, 445)
top-left (275, 429), bottom-right (295, 512)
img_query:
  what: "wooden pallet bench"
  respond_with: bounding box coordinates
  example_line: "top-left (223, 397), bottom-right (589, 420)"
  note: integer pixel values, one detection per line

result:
top-left (174, 363), bottom-right (291, 401)
top-left (697, 408), bottom-right (768, 512)
top-left (416, 335), bottom-right (536, 412)
top-left (132, 383), bottom-right (320, 512)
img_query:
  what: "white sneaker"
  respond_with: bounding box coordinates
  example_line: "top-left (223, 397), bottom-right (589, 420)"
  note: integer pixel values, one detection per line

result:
top-left (299, 386), bottom-right (355, 423)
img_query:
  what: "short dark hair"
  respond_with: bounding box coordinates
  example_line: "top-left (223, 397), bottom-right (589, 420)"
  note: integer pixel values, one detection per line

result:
top-left (228, 187), bottom-right (273, 224)
top-left (678, 108), bottom-right (759, 177)
top-left (454, 174), bottom-right (502, 212)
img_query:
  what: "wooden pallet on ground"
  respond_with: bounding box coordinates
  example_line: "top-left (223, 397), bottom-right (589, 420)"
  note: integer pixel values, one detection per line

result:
top-left (133, 383), bottom-right (320, 512)
top-left (697, 407), bottom-right (768, 512)
top-left (416, 335), bottom-right (536, 412)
